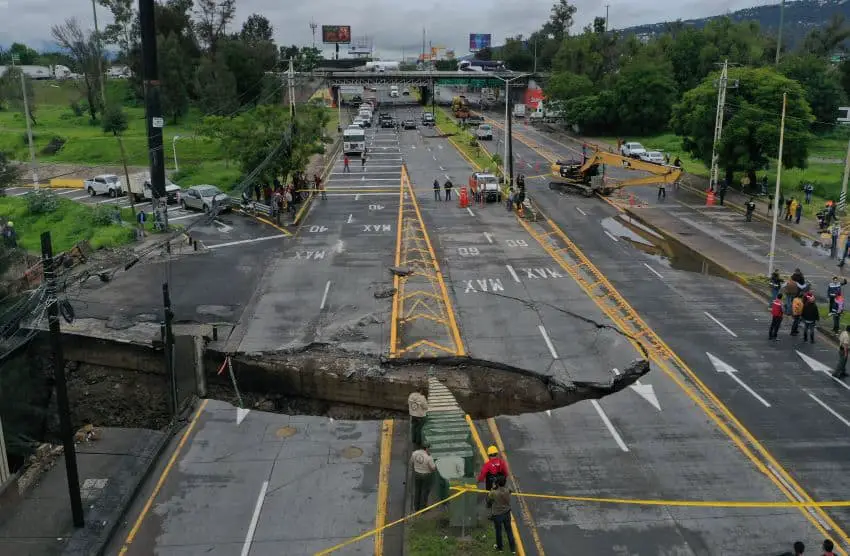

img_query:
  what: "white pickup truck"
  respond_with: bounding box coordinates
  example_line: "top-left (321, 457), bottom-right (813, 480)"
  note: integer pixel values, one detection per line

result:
top-left (84, 174), bottom-right (124, 197)
top-left (620, 142), bottom-right (647, 159)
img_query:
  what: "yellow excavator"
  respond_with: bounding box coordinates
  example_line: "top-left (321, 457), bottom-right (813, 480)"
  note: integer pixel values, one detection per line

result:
top-left (550, 149), bottom-right (682, 197)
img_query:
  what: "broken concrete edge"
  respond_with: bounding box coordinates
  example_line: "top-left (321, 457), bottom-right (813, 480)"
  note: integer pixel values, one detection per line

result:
top-left (621, 207), bottom-right (843, 343)
top-left (0, 470), bottom-right (23, 521)
top-left (72, 409), bottom-right (188, 556)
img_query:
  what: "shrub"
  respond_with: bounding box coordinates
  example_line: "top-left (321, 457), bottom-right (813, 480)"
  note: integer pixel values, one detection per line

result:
top-left (40, 136), bottom-right (66, 156)
top-left (25, 190), bottom-right (59, 214)
top-left (90, 204), bottom-right (117, 226)
top-left (69, 101), bottom-right (84, 117)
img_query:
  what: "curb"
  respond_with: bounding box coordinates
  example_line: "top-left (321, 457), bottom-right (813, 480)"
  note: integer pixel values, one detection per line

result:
top-left (621, 206), bottom-right (842, 344)
top-left (291, 137), bottom-right (342, 229)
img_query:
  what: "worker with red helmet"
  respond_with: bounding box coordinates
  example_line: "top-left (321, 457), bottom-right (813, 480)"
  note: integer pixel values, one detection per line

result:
top-left (478, 445), bottom-right (509, 491)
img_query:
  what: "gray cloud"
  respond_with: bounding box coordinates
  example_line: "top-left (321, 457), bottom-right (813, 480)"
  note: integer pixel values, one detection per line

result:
top-left (1, 0), bottom-right (781, 58)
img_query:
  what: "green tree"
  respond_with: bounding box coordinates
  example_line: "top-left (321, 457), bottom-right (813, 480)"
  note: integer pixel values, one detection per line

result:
top-left (195, 56), bottom-right (238, 115)
top-left (780, 54), bottom-right (848, 131)
top-left (158, 32), bottom-right (191, 122)
top-left (672, 67), bottom-right (814, 185)
top-left (101, 104), bottom-right (128, 135)
top-left (614, 55), bottom-right (678, 134)
top-left (542, 0), bottom-right (577, 41)
top-left (51, 18), bottom-right (104, 122)
top-left (0, 151), bottom-right (19, 192)
top-left (240, 14), bottom-right (274, 44)
top-left (220, 37), bottom-right (277, 107)
top-left (194, 0), bottom-right (236, 53)
top-left (4, 42), bottom-right (39, 65)
top-left (545, 71), bottom-right (593, 105)
top-left (0, 67), bottom-right (36, 125)
top-left (552, 32), bottom-right (606, 83)
top-left (98, 0), bottom-right (135, 61)
top-left (500, 37), bottom-right (534, 72)
top-left (562, 91), bottom-right (618, 134)
top-left (802, 14), bottom-right (850, 58)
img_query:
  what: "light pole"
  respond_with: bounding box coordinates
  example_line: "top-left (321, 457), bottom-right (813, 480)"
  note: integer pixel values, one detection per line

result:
top-left (768, 92), bottom-right (788, 277)
top-left (493, 74), bottom-right (528, 185)
top-left (172, 135), bottom-right (181, 173)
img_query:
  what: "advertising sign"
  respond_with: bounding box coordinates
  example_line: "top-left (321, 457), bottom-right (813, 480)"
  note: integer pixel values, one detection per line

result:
top-left (322, 25), bottom-right (352, 44)
top-left (469, 33), bottom-right (492, 51)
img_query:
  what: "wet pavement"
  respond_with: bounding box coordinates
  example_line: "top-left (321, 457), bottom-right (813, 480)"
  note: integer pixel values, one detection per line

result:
top-left (474, 115), bottom-right (850, 550)
top-left (106, 399), bottom-right (396, 556)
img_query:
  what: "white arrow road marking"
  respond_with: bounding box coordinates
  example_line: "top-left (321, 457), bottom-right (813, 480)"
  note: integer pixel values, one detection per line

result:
top-left (704, 311), bottom-right (737, 337)
top-left (807, 391), bottom-right (850, 428)
top-left (236, 407), bottom-right (250, 425)
top-left (643, 263), bottom-right (664, 280)
top-left (483, 232), bottom-right (494, 244)
top-left (604, 231), bottom-right (619, 242)
top-left (612, 368), bottom-right (661, 411)
top-left (214, 220), bottom-right (233, 233)
top-left (706, 352), bottom-right (770, 407)
top-left (591, 401), bottom-right (629, 452)
top-left (575, 206), bottom-right (587, 216)
top-left (796, 350), bottom-right (850, 390)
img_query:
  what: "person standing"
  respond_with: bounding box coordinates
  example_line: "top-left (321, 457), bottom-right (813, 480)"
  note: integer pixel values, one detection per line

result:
top-left (783, 278), bottom-right (800, 315)
top-left (777, 540), bottom-right (806, 556)
top-left (795, 200), bottom-right (803, 224)
top-left (488, 475), bottom-right (517, 555)
top-left (444, 178), bottom-right (453, 201)
top-left (253, 183), bottom-right (262, 202)
top-left (718, 182), bottom-right (727, 205)
top-left (787, 198), bottom-right (797, 221)
top-left (802, 294), bottom-right (820, 344)
top-left (805, 183), bottom-right (814, 204)
top-left (409, 443), bottom-right (436, 511)
top-left (477, 445), bottom-right (509, 491)
top-left (840, 234), bottom-right (850, 267)
top-left (769, 294), bottom-right (784, 341)
top-left (770, 269), bottom-right (782, 303)
top-left (835, 326), bottom-right (850, 379)
top-left (831, 224), bottom-right (840, 259)
top-left (827, 276), bottom-right (848, 329)
top-left (658, 182), bottom-right (667, 201)
top-left (343, 155), bottom-right (350, 173)
top-left (408, 390), bottom-right (428, 447)
top-left (361, 150), bottom-right (367, 170)
top-left (768, 193), bottom-right (774, 214)
top-left (745, 198), bottom-right (756, 221)
top-left (314, 173), bottom-right (326, 200)
top-left (822, 539), bottom-right (836, 556)
top-left (433, 179), bottom-right (441, 201)
top-left (790, 295), bottom-right (803, 336)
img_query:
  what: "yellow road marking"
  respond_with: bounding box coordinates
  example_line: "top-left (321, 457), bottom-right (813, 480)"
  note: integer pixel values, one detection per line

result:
top-left (465, 416), bottom-right (527, 556)
top-left (517, 214), bottom-right (849, 553)
top-left (374, 419), bottom-right (394, 556)
top-left (234, 211), bottom-right (292, 236)
top-left (119, 399), bottom-right (209, 555)
top-left (487, 419), bottom-right (546, 556)
top-left (390, 175), bottom-right (404, 356)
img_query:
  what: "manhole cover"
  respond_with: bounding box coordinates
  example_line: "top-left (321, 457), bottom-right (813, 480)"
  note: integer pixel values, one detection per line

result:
top-left (276, 426), bottom-right (297, 438)
top-left (340, 446), bottom-right (363, 459)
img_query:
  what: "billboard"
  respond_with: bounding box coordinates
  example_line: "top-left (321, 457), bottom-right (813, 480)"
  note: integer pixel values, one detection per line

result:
top-left (469, 33), bottom-right (491, 51)
top-left (322, 25), bottom-right (352, 44)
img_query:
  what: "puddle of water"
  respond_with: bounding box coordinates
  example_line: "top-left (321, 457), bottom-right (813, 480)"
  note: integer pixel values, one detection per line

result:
top-left (600, 217), bottom-right (655, 247)
top-left (340, 446), bottom-right (364, 459)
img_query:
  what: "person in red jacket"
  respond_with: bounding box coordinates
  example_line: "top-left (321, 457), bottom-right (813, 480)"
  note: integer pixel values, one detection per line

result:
top-left (478, 445), bottom-right (509, 491)
top-left (769, 293), bottom-right (784, 341)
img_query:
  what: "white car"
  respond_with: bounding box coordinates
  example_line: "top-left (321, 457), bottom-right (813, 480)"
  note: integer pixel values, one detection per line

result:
top-left (84, 174), bottom-right (124, 197)
top-left (639, 151), bottom-right (665, 165)
top-left (620, 142), bottom-right (647, 159)
top-left (476, 124), bottom-right (493, 140)
top-left (389, 86), bottom-right (399, 98)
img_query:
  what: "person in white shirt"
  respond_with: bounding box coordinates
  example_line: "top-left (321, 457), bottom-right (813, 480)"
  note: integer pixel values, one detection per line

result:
top-left (834, 325), bottom-right (850, 379)
top-left (409, 443), bottom-right (436, 511)
top-left (408, 390), bottom-right (428, 447)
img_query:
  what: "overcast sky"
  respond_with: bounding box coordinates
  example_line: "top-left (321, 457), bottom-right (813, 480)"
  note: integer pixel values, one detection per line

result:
top-left (1, 0), bottom-right (781, 59)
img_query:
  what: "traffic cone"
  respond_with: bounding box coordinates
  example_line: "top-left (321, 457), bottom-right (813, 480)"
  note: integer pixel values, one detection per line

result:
top-left (459, 187), bottom-right (469, 208)
top-left (706, 190), bottom-right (715, 206)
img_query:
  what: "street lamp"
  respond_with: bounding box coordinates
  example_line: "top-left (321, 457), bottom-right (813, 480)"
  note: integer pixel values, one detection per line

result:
top-left (172, 135), bottom-right (181, 173)
top-left (492, 74), bottom-right (529, 187)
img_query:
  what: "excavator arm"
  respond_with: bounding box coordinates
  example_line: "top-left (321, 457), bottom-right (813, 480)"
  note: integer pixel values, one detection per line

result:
top-left (550, 148), bottom-right (682, 196)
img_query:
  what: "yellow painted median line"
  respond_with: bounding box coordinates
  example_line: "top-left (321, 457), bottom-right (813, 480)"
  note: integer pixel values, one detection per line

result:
top-left (373, 419), bottom-right (394, 556)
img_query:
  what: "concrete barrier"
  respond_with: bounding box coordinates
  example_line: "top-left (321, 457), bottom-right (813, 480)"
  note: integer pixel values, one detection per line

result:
top-left (48, 178), bottom-right (85, 189)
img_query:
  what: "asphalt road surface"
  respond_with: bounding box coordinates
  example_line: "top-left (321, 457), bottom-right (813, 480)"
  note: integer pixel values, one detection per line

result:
top-left (477, 114), bottom-right (850, 552)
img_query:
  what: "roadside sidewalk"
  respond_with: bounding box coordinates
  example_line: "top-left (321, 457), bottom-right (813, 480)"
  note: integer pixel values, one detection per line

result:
top-left (0, 427), bottom-right (166, 556)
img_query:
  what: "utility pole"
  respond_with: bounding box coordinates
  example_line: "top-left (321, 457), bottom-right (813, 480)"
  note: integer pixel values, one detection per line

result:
top-left (768, 92), bottom-right (788, 276)
top-left (533, 38), bottom-right (538, 74)
top-left (162, 283), bottom-right (178, 416)
top-left (139, 0), bottom-right (168, 232)
top-left (840, 135), bottom-right (850, 213)
top-left (606, 4), bottom-right (610, 32)
top-left (91, 0), bottom-right (108, 108)
top-left (496, 74), bottom-right (528, 185)
top-left (41, 231), bottom-right (85, 528)
top-left (288, 59), bottom-right (296, 119)
top-left (19, 69), bottom-right (39, 190)
top-left (709, 60), bottom-right (729, 193)
top-left (775, 0), bottom-right (786, 65)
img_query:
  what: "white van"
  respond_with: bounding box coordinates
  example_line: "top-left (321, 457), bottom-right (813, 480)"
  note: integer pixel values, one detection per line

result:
top-left (390, 85), bottom-right (399, 98)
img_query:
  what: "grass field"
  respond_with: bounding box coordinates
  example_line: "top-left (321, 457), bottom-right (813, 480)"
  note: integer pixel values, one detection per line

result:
top-left (0, 195), bottom-right (135, 252)
top-left (435, 108), bottom-right (503, 177)
top-left (408, 516), bottom-right (496, 556)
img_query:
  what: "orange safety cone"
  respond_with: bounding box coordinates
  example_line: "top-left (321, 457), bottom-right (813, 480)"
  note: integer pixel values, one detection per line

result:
top-left (706, 190), bottom-right (715, 206)
top-left (459, 187), bottom-right (469, 208)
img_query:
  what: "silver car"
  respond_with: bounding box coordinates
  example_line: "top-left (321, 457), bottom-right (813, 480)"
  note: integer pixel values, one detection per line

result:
top-left (180, 185), bottom-right (231, 213)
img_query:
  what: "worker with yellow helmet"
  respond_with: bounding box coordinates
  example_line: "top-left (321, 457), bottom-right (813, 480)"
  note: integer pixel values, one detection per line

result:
top-left (477, 445), bottom-right (509, 491)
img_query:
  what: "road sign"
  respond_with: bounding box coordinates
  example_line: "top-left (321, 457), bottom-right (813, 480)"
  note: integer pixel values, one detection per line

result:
top-left (152, 117), bottom-right (164, 128)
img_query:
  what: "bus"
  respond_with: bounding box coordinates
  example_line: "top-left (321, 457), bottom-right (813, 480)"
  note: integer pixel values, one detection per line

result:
top-left (458, 60), bottom-right (507, 72)
top-left (343, 126), bottom-right (366, 155)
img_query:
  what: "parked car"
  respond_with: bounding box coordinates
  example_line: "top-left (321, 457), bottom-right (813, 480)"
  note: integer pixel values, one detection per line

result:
top-left (620, 142), bottom-right (647, 159)
top-left (639, 151), bottom-right (665, 165)
top-left (180, 185), bottom-right (232, 213)
top-left (402, 119), bottom-right (417, 130)
top-left (84, 174), bottom-right (124, 197)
